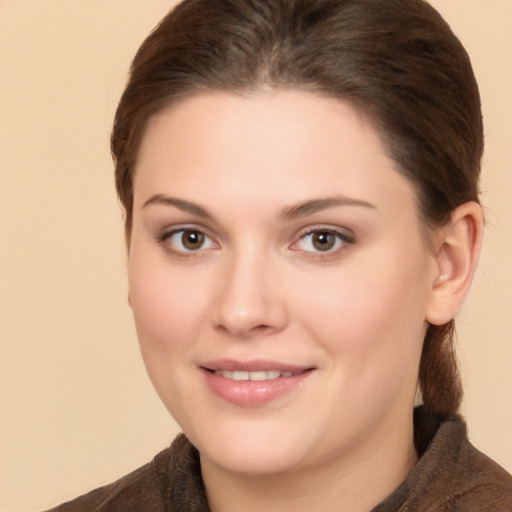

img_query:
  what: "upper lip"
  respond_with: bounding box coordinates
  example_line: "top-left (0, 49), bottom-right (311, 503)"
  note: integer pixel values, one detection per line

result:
top-left (200, 359), bottom-right (313, 373)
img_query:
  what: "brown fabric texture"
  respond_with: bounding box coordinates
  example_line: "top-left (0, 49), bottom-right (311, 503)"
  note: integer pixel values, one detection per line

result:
top-left (46, 408), bottom-right (512, 511)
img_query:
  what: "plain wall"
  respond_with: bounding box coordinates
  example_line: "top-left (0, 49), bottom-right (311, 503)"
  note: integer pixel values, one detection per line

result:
top-left (1, 1), bottom-right (511, 510)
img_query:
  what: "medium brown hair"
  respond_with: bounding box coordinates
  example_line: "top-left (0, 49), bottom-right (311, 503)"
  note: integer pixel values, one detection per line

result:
top-left (112, 0), bottom-right (483, 416)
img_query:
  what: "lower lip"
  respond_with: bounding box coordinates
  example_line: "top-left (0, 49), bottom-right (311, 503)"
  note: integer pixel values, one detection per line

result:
top-left (201, 369), bottom-right (312, 406)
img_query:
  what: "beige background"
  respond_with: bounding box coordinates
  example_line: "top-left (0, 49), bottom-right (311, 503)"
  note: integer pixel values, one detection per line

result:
top-left (0, 1), bottom-right (511, 510)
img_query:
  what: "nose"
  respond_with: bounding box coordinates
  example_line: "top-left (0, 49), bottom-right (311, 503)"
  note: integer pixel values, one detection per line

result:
top-left (211, 249), bottom-right (289, 339)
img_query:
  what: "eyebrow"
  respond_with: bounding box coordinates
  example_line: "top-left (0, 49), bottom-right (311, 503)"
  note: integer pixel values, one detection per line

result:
top-left (279, 196), bottom-right (376, 221)
top-left (142, 194), bottom-right (376, 220)
top-left (143, 194), bottom-right (212, 218)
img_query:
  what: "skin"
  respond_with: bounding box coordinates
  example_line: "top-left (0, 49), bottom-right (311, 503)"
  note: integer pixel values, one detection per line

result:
top-left (127, 90), bottom-right (482, 512)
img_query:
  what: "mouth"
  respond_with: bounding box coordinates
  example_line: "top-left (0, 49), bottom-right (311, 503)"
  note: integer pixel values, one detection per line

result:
top-left (201, 359), bottom-right (313, 379)
top-left (200, 360), bottom-right (315, 406)
top-left (211, 369), bottom-right (301, 381)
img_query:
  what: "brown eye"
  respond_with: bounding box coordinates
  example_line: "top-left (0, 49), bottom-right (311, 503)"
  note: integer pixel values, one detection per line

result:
top-left (294, 228), bottom-right (353, 254)
top-left (165, 229), bottom-right (215, 253)
top-left (312, 231), bottom-right (336, 251)
top-left (181, 230), bottom-right (205, 250)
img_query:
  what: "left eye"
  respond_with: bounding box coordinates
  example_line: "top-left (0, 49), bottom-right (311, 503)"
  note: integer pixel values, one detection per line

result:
top-left (166, 229), bottom-right (216, 252)
top-left (294, 230), bottom-right (349, 253)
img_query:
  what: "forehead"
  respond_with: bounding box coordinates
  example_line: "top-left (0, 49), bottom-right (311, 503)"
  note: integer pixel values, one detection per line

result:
top-left (134, 90), bottom-right (418, 217)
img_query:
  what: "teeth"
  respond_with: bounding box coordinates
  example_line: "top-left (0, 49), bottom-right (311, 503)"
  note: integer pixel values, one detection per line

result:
top-left (214, 370), bottom-right (296, 381)
top-left (249, 371), bottom-right (267, 381)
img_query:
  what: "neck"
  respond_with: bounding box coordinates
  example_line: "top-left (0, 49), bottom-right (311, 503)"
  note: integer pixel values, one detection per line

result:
top-left (201, 416), bottom-right (417, 512)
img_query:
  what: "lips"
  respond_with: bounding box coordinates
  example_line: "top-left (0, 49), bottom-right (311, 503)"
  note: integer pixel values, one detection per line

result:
top-left (213, 369), bottom-right (297, 381)
top-left (200, 359), bottom-right (314, 406)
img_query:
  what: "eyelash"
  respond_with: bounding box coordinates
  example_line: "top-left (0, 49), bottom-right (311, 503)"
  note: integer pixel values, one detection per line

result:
top-left (290, 227), bottom-right (355, 258)
top-left (157, 225), bottom-right (355, 259)
top-left (158, 226), bottom-right (218, 258)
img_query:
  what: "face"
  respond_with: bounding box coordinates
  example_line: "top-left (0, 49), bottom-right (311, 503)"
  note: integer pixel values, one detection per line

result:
top-left (128, 91), bottom-right (437, 477)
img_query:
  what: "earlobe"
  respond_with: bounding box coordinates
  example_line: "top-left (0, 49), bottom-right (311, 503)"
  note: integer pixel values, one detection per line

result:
top-left (426, 202), bottom-right (483, 326)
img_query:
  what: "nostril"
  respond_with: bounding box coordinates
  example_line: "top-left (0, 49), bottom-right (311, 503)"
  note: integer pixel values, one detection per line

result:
top-left (214, 322), bottom-right (276, 338)
top-left (211, 275), bottom-right (289, 337)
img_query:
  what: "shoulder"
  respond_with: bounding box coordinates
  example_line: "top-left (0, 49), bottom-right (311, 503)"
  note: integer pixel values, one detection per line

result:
top-left (413, 410), bottom-right (512, 511)
top-left (440, 442), bottom-right (512, 511)
top-left (374, 408), bottom-right (512, 512)
top-left (43, 434), bottom-right (208, 512)
top-left (43, 449), bottom-right (171, 512)
top-left (426, 414), bottom-right (512, 511)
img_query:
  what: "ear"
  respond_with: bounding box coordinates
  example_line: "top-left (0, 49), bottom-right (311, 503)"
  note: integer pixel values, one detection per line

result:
top-left (426, 202), bottom-right (483, 325)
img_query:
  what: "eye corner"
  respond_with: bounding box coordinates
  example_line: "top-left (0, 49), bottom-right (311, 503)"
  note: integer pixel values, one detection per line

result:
top-left (157, 225), bottom-right (220, 258)
top-left (290, 226), bottom-right (355, 257)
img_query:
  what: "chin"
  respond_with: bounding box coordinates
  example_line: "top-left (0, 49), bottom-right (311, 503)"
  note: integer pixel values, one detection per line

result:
top-left (188, 418), bottom-right (311, 476)
top-left (201, 439), bottom-right (306, 476)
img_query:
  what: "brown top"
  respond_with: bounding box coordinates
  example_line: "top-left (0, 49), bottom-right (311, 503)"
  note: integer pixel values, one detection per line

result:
top-left (46, 408), bottom-right (512, 511)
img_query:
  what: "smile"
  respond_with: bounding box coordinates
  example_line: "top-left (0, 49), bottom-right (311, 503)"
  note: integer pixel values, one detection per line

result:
top-left (201, 360), bottom-right (314, 406)
top-left (213, 370), bottom-right (298, 381)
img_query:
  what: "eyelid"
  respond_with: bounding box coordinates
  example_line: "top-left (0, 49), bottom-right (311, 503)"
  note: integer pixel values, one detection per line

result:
top-left (155, 222), bottom-right (354, 258)
top-left (290, 225), bottom-right (355, 255)
top-left (157, 224), bottom-right (220, 256)
top-left (294, 224), bottom-right (355, 242)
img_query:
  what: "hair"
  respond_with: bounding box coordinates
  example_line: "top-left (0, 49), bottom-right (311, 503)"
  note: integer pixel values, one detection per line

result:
top-left (111, 0), bottom-right (483, 416)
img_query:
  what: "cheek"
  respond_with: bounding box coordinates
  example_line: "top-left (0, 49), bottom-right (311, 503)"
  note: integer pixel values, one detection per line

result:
top-left (127, 253), bottom-right (214, 417)
top-left (128, 252), bottom-right (210, 357)
top-left (292, 243), bottom-right (430, 377)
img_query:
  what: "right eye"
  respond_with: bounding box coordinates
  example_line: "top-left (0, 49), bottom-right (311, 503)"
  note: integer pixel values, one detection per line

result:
top-left (161, 228), bottom-right (217, 254)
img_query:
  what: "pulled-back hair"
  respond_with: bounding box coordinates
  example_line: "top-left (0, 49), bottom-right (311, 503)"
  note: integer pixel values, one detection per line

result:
top-left (112, 0), bottom-right (483, 416)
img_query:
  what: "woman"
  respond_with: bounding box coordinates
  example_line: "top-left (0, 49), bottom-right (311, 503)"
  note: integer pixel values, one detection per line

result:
top-left (47, 0), bottom-right (512, 510)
